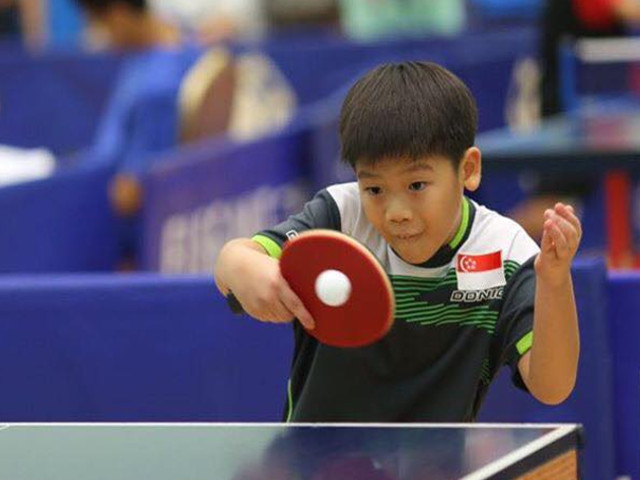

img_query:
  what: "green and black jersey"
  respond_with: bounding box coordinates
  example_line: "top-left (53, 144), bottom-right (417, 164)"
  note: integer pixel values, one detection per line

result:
top-left (253, 182), bottom-right (540, 422)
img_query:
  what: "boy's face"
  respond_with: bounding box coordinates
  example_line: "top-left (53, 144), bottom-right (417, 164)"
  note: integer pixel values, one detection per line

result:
top-left (356, 149), bottom-right (481, 264)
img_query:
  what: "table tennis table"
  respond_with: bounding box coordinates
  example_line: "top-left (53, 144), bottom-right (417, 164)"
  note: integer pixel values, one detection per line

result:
top-left (0, 423), bottom-right (582, 480)
top-left (478, 100), bottom-right (640, 268)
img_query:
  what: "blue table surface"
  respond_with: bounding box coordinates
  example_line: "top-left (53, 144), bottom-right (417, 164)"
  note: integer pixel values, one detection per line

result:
top-left (0, 423), bottom-right (580, 480)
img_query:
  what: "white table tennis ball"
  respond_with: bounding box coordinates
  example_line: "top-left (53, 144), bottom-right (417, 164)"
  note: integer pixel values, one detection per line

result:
top-left (315, 269), bottom-right (352, 307)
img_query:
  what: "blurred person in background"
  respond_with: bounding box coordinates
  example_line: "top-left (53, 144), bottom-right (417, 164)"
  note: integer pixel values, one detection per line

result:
top-left (0, 0), bottom-right (46, 48)
top-left (77, 0), bottom-right (180, 49)
top-left (510, 0), bottom-right (640, 242)
top-left (75, 0), bottom-right (202, 266)
top-left (264, 0), bottom-right (339, 32)
top-left (150, 0), bottom-right (266, 44)
top-left (74, 0), bottom-right (197, 177)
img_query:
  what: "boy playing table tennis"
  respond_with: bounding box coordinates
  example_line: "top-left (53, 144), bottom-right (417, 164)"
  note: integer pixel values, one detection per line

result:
top-left (214, 62), bottom-right (581, 422)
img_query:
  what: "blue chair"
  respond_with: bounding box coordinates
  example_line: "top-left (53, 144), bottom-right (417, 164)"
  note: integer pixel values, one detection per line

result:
top-left (0, 162), bottom-right (120, 273)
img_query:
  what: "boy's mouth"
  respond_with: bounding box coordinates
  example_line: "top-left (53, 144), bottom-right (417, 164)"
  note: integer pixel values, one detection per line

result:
top-left (393, 232), bottom-right (421, 241)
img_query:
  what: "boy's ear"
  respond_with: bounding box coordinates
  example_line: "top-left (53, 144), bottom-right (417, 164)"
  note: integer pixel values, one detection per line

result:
top-left (460, 147), bottom-right (481, 192)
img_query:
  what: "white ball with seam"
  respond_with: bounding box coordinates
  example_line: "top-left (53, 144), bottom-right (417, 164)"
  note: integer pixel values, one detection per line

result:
top-left (314, 269), bottom-right (352, 307)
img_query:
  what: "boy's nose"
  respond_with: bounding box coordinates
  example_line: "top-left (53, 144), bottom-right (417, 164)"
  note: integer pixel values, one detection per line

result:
top-left (385, 202), bottom-right (412, 223)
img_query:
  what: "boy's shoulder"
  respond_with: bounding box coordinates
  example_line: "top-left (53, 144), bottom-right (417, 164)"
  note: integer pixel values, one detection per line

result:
top-left (325, 181), bottom-right (360, 204)
top-left (323, 181), bottom-right (386, 253)
top-left (466, 200), bottom-right (540, 265)
top-left (324, 181), bottom-right (363, 233)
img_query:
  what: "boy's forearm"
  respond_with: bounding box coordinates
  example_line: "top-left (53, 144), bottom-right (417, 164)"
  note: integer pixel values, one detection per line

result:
top-left (214, 238), bottom-right (268, 294)
top-left (526, 272), bottom-right (580, 404)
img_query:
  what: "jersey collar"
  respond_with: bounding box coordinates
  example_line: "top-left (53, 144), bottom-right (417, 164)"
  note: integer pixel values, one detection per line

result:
top-left (412, 196), bottom-right (475, 269)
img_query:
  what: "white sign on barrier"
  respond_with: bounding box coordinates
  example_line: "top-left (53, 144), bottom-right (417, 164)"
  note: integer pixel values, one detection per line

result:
top-left (159, 182), bottom-right (307, 273)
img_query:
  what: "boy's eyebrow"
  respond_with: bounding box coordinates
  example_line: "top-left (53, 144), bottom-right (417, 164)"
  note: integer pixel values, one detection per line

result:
top-left (402, 162), bottom-right (434, 173)
top-left (357, 162), bottom-right (434, 179)
top-left (357, 170), bottom-right (379, 179)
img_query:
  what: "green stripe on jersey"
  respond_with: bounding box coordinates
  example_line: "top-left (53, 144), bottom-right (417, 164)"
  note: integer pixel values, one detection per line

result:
top-left (449, 197), bottom-right (470, 249)
top-left (516, 331), bottom-right (533, 355)
top-left (389, 259), bottom-right (523, 334)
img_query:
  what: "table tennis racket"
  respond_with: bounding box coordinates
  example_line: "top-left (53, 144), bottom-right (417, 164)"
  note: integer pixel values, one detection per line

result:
top-left (226, 230), bottom-right (395, 348)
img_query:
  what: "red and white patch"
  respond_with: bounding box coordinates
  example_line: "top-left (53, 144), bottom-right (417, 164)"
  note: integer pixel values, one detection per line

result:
top-left (456, 251), bottom-right (506, 291)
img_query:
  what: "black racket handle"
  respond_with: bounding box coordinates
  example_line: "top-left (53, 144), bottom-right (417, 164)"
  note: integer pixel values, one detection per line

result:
top-left (226, 292), bottom-right (245, 315)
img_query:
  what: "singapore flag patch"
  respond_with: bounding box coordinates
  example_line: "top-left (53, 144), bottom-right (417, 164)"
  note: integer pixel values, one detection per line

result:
top-left (456, 251), bottom-right (506, 291)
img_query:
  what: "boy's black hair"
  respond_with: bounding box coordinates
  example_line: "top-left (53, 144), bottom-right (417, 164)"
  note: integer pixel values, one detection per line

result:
top-left (74, 0), bottom-right (147, 13)
top-left (339, 61), bottom-right (478, 169)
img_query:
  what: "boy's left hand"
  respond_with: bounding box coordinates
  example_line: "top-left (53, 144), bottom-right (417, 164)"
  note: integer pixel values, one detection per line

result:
top-left (534, 202), bottom-right (582, 286)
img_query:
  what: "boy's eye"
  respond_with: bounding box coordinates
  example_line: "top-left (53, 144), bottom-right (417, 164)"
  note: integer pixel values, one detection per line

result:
top-left (409, 182), bottom-right (427, 192)
top-left (365, 186), bottom-right (382, 196)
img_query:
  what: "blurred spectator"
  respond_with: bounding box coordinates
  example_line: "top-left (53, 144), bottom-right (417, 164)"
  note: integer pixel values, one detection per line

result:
top-left (76, 0), bottom-right (180, 50)
top-left (74, 0), bottom-right (203, 270)
top-left (73, 0), bottom-right (297, 268)
top-left (265, 0), bottom-right (339, 31)
top-left (0, 0), bottom-right (47, 48)
top-left (150, 0), bottom-right (266, 44)
top-left (74, 0), bottom-right (197, 174)
top-left (338, 0), bottom-right (466, 41)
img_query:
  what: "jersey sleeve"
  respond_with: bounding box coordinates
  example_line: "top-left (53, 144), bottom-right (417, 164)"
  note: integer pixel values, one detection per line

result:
top-left (252, 189), bottom-right (341, 258)
top-left (494, 255), bottom-right (536, 391)
top-left (494, 227), bottom-right (539, 391)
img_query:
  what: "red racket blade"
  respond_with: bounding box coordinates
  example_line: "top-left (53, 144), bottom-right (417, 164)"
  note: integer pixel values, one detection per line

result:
top-left (280, 230), bottom-right (394, 348)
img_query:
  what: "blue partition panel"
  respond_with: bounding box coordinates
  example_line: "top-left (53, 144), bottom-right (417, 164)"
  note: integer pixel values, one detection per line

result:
top-left (0, 275), bottom-right (292, 421)
top-left (258, 27), bottom-right (535, 113)
top-left (478, 259), bottom-right (615, 480)
top-left (0, 163), bottom-right (120, 273)
top-left (0, 50), bottom-right (121, 154)
top-left (607, 273), bottom-right (640, 480)
top-left (141, 116), bottom-right (314, 273)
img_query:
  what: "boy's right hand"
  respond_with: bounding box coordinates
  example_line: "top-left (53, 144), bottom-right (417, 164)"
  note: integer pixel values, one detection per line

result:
top-left (215, 241), bottom-right (315, 330)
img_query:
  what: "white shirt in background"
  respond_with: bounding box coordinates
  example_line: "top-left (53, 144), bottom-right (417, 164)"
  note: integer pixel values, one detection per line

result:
top-left (0, 145), bottom-right (56, 187)
top-left (149, 0), bottom-right (266, 39)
